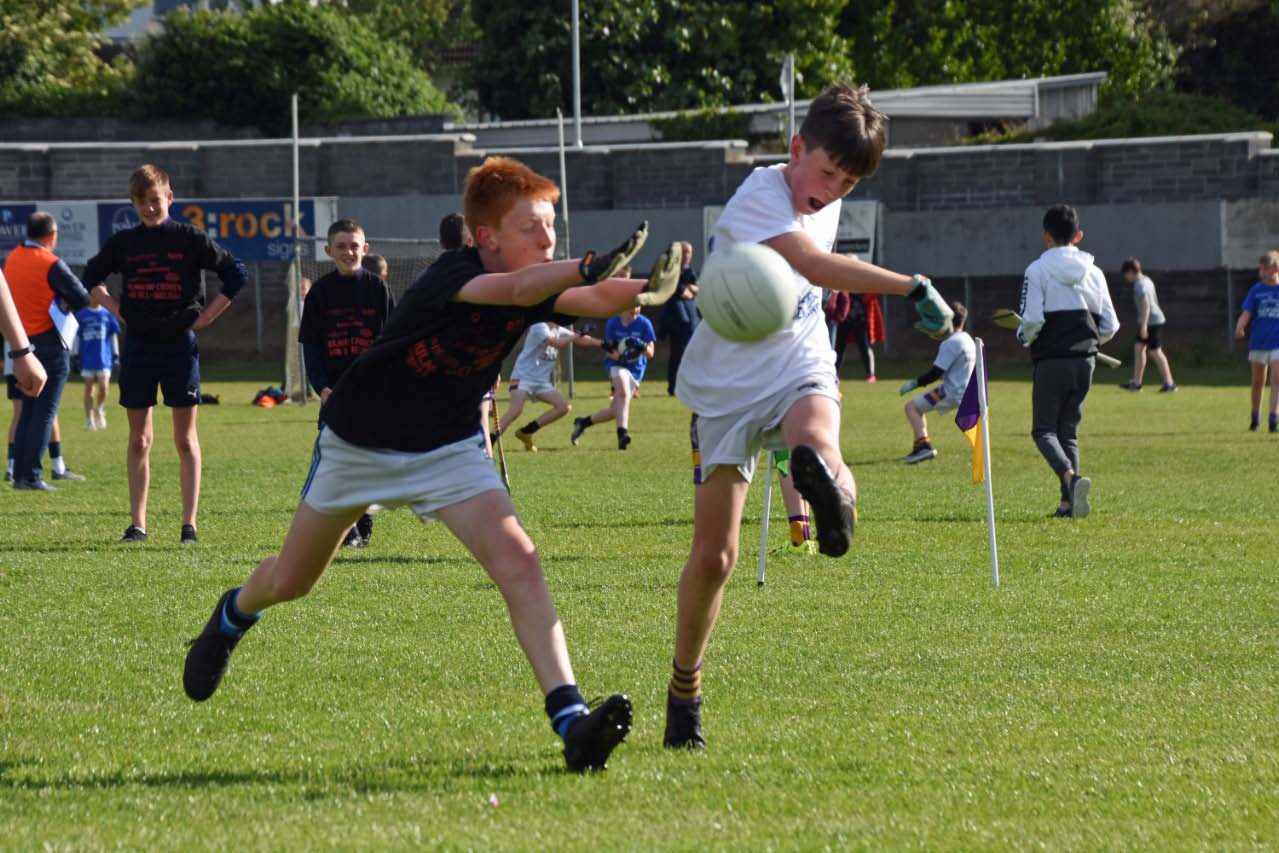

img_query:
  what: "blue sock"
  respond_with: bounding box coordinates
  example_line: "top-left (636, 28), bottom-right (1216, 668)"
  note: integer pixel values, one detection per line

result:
top-left (545, 684), bottom-right (588, 740)
top-left (218, 587), bottom-right (260, 638)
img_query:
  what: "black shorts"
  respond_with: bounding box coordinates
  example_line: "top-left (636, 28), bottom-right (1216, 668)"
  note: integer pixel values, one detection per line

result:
top-left (1136, 324), bottom-right (1164, 350)
top-left (119, 332), bottom-right (201, 409)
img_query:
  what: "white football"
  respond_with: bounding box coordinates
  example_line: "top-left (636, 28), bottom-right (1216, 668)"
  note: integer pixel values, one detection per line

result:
top-left (696, 242), bottom-right (798, 342)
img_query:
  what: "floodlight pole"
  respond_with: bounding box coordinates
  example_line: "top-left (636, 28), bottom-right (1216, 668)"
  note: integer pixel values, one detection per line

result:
top-left (291, 92), bottom-right (307, 404)
top-left (571, 0), bottom-right (583, 147)
top-left (558, 108), bottom-right (576, 399)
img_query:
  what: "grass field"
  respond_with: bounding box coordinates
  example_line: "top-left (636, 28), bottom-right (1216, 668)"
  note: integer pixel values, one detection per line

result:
top-left (2, 361), bottom-right (1277, 849)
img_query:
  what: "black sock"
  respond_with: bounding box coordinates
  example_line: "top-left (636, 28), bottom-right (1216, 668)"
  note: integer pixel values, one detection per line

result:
top-left (48, 441), bottom-right (61, 460)
top-left (545, 684), bottom-right (588, 739)
top-left (578, 416), bottom-right (592, 429)
top-left (520, 420), bottom-right (540, 435)
top-left (617, 427), bottom-right (628, 439)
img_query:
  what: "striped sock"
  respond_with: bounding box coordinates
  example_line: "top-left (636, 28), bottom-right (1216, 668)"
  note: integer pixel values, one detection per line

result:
top-left (669, 659), bottom-right (702, 705)
top-left (545, 683), bottom-right (589, 739)
top-left (218, 587), bottom-right (260, 638)
top-left (788, 515), bottom-right (811, 546)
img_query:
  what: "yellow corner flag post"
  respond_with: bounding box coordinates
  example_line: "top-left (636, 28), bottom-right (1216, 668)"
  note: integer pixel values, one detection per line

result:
top-left (955, 338), bottom-right (999, 586)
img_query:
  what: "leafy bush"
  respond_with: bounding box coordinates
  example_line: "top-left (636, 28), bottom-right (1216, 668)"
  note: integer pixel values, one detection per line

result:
top-left (131, 0), bottom-right (458, 136)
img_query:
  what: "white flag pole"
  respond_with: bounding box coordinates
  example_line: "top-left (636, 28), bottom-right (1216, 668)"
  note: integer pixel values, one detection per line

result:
top-left (757, 451), bottom-right (774, 587)
top-left (975, 339), bottom-right (999, 586)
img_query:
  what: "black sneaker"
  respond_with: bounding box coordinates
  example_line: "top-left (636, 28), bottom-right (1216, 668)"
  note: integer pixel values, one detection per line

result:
top-left (617, 433), bottom-right (632, 450)
top-left (1118, 381), bottom-right (1142, 392)
top-left (51, 468), bottom-right (87, 481)
top-left (1051, 506), bottom-right (1072, 518)
top-left (355, 513), bottom-right (374, 545)
top-left (789, 445), bottom-right (855, 557)
top-left (570, 417), bottom-right (590, 446)
top-left (663, 694), bottom-right (706, 750)
top-left (119, 525), bottom-right (147, 543)
top-left (183, 589), bottom-right (246, 702)
top-left (1159, 383), bottom-right (1178, 393)
top-left (1250, 414), bottom-right (1260, 432)
top-left (562, 693), bottom-right (632, 772)
top-left (903, 443), bottom-right (937, 464)
top-left (180, 524), bottom-right (198, 545)
top-left (1069, 475), bottom-right (1091, 518)
top-left (13, 478), bottom-right (56, 491)
top-left (341, 525), bottom-right (364, 548)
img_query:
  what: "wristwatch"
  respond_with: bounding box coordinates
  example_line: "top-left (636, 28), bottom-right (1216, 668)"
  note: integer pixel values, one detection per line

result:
top-left (8, 345), bottom-right (31, 358)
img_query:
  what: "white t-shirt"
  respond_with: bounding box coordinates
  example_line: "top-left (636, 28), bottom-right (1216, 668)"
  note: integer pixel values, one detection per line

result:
top-left (1132, 274), bottom-right (1165, 325)
top-left (510, 322), bottom-right (575, 385)
top-left (675, 165), bottom-right (840, 418)
top-left (934, 330), bottom-right (977, 402)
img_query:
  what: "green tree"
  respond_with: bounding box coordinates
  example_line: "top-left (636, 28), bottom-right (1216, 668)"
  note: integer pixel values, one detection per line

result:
top-left (468, 0), bottom-right (852, 119)
top-left (0, 0), bottom-right (143, 114)
top-left (338, 0), bottom-right (477, 77)
top-left (132, 0), bottom-right (457, 135)
top-left (1172, 1), bottom-right (1279, 120)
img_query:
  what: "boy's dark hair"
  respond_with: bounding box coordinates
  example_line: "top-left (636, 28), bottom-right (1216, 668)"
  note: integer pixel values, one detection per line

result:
top-left (1042, 204), bottom-right (1080, 245)
top-left (362, 254), bottom-right (388, 276)
top-left (26, 211), bottom-right (56, 241)
top-left (1121, 257), bottom-right (1142, 275)
top-left (951, 301), bottom-right (968, 331)
top-left (799, 83), bottom-right (888, 178)
top-left (129, 164), bottom-right (170, 200)
top-left (327, 219), bottom-right (364, 242)
top-left (438, 212), bottom-right (469, 250)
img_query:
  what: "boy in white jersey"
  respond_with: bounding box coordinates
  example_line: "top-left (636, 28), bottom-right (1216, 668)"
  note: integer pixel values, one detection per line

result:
top-left (496, 320), bottom-right (599, 452)
top-left (899, 302), bottom-right (976, 463)
top-left (664, 83), bottom-right (952, 750)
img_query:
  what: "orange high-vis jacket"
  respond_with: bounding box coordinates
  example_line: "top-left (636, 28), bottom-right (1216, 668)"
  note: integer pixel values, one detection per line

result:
top-left (4, 243), bottom-right (59, 337)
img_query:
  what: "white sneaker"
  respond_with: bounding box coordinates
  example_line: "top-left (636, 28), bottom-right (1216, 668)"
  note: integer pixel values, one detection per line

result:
top-left (86, 415), bottom-right (98, 432)
top-left (95, 407), bottom-right (107, 429)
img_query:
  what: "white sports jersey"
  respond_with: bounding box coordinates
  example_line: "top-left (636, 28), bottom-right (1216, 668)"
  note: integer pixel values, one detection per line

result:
top-left (934, 330), bottom-right (977, 402)
top-left (1132, 274), bottom-right (1165, 325)
top-left (510, 323), bottom-right (574, 385)
top-left (675, 164), bottom-right (840, 418)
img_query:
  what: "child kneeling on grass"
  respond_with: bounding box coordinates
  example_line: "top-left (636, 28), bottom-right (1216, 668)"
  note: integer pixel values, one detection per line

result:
top-left (182, 156), bottom-right (683, 773)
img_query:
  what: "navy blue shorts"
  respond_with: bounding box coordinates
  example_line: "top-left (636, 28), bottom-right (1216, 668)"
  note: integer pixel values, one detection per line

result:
top-left (119, 332), bottom-right (201, 409)
top-left (1136, 323), bottom-right (1164, 351)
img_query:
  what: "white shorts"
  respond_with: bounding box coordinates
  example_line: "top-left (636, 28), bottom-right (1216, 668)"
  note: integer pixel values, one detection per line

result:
top-left (81, 369), bottom-right (112, 380)
top-left (609, 366), bottom-right (639, 398)
top-left (1248, 349), bottom-right (1279, 365)
top-left (692, 371), bottom-right (840, 484)
top-left (510, 378), bottom-right (556, 399)
top-left (911, 386), bottom-right (957, 415)
top-left (301, 426), bottom-right (505, 521)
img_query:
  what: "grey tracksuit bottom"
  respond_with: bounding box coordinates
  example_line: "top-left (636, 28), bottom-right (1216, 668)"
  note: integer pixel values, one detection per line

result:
top-left (1032, 356), bottom-right (1095, 498)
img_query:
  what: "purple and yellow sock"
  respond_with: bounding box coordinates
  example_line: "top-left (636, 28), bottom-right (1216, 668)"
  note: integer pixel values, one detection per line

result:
top-left (669, 659), bottom-right (702, 705)
top-left (788, 514), bottom-right (812, 546)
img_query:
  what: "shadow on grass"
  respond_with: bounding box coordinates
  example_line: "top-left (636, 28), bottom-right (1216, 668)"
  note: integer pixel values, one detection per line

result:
top-left (0, 755), bottom-right (549, 792)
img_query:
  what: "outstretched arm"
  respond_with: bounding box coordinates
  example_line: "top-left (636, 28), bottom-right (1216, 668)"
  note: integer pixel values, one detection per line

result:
top-left (765, 231), bottom-right (913, 295)
top-left (552, 278), bottom-right (648, 318)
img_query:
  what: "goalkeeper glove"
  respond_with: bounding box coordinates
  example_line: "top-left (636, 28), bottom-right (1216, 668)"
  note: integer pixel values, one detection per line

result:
top-left (899, 379), bottom-right (918, 396)
top-left (634, 242), bottom-right (682, 307)
top-left (624, 340), bottom-right (646, 361)
top-left (580, 221), bottom-right (648, 284)
top-left (907, 275), bottom-right (953, 340)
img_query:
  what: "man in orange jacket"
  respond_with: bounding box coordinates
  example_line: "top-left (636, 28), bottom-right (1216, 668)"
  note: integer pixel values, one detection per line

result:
top-left (6, 211), bottom-right (112, 490)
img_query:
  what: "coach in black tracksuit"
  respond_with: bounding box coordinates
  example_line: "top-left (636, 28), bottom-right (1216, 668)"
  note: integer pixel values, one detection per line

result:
top-left (1017, 205), bottom-right (1119, 519)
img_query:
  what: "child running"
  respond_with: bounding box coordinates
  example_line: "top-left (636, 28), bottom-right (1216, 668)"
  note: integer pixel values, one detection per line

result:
top-left (496, 320), bottom-right (599, 452)
top-left (182, 156), bottom-right (683, 772)
top-left (570, 304), bottom-right (656, 450)
top-left (898, 302), bottom-right (975, 464)
top-left (663, 83), bottom-right (952, 750)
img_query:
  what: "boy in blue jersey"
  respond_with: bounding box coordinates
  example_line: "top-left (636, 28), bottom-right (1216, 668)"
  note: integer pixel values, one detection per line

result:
top-left (181, 156), bottom-right (684, 772)
top-left (82, 164), bottom-right (247, 544)
top-left (74, 296), bottom-right (121, 431)
top-left (570, 304), bottom-right (656, 450)
top-left (1234, 250), bottom-right (1279, 432)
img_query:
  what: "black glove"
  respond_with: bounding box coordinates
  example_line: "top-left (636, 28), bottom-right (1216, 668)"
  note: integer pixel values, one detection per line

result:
top-left (580, 221), bottom-right (649, 284)
top-left (623, 339), bottom-right (646, 361)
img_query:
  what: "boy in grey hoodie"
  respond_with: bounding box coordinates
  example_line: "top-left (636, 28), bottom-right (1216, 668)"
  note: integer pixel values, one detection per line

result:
top-left (1017, 204), bottom-right (1119, 518)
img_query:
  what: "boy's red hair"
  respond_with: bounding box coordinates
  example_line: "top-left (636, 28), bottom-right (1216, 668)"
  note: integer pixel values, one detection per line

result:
top-left (463, 157), bottom-right (560, 236)
top-left (129, 163), bottom-right (171, 200)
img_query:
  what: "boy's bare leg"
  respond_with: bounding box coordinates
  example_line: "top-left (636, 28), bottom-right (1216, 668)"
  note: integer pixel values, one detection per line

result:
top-left (439, 489), bottom-right (575, 692)
top-left (83, 380), bottom-right (95, 420)
top-left (1149, 348), bottom-right (1174, 386)
top-left (673, 467), bottom-right (750, 672)
top-left (1270, 359), bottom-right (1279, 417)
top-left (498, 389), bottom-right (528, 434)
top-left (534, 389), bottom-right (571, 427)
top-left (172, 406), bottom-right (201, 528)
top-left (237, 502), bottom-right (363, 612)
top-left (782, 395), bottom-right (855, 502)
top-left (126, 407), bottom-right (153, 529)
top-left (1131, 342), bottom-right (1147, 385)
top-left (1251, 363), bottom-right (1267, 414)
top-left (613, 375), bottom-right (632, 430)
top-left (905, 400), bottom-right (928, 441)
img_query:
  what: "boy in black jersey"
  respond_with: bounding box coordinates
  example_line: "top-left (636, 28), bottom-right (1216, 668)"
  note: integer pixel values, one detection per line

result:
top-left (299, 219), bottom-right (394, 548)
top-left (82, 164), bottom-right (247, 545)
top-left (182, 157), bottom-right (683, 772)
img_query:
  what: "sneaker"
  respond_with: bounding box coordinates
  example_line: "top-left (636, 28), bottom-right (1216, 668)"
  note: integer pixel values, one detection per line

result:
top-left (86, 415), bottom-right (98, 431)
top-left (663, 694), bottom-right (706, 750)
top-left (181, 524), bottom-right (199, 545)
top-left (119, 525), bottom-right (147, 543)
top-left (13, 478), bottom-right (56, 491)
top-left (618, 433), bottom-right (632, 451)
top-left (1069, 475), bottom-right (1091, 519)
top-left (51, 468), bottom-right (86, 481)
top-left (570, 417), bottom-right (590, 446)
top-left (1159, 383), bottom-right (1178, 393)
top-left (1250, 414), bottom-right (1260, 432)
top-left (789, 445), bottom-right (855, 558)
top-left (903, 443), bottom-right (937, 464)
top-left (96, 407), bottom-right (107, 429)
top-left (515, 429), bottom-right (538, 453)
top-left (866, 374), bottom-right (877, 383)
top-left (1118, 381), bottom-right (1142, 392)
top-left (183, 589), bottom-right (245, 702)
top-left (562, 693), bottom-right (633, 772)
top-left (341, 526), bottom-right (364, 549)
top-left (355, 513), bottom-right (374, 545)
top-left (1051, 506), bottom-right (1072, 518)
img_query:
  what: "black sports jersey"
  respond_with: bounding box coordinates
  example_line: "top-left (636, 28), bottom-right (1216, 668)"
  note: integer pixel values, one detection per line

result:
top-left (298, 269), bottom-right (394, 392)
top-left (322, 247), bottom-right (567, 452)
top-left (82, 219), bottom-right (247, 341)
